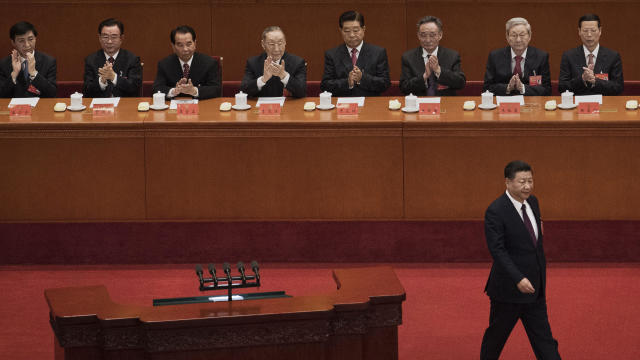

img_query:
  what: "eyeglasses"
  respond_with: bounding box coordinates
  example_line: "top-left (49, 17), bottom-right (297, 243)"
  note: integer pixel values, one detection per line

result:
top-left (508, 33), bottom-right (529, 40)
top-left (100, 35), bottom-right (121, 41)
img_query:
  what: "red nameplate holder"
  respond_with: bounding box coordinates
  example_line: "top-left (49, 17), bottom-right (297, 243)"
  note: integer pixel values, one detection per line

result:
top-left (595, 73), bottom-right (609, 81)
top-left (336, 103), bottom-right (358, 115)
top-left (176, 103), bottom-right (199, 115)
top-left (578, 102), bottom-right (600, 114)
top-left (499, 102), bottom-right (520, 114)
top-left (9, 104), bottom-right (31, 116)
top-left (259, 103), bottom-right (281, 115)
top-left (419, 102), bottom-right (440, 115)
top-left (92, 103), bottom-right (114, 116)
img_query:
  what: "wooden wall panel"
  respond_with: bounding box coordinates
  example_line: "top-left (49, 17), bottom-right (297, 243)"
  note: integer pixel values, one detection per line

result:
top-left (3, 1), bottom-right (638, 84)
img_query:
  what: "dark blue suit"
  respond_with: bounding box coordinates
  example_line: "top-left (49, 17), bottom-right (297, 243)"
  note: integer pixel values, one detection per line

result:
top-left (558, 45), bottom-right (623, 95)
top-left (83, 49), bottom-right (142, 98)
top-left (0, 51), bottom-right (56, 98)
top-left (240, 52), bottom-right (307, 98)
top-left (481, 193), bottom-right (561, 360)
top-left (320, 42), bottom-right (390, 96)
top-left (483, 46), bottom-right (551, 96)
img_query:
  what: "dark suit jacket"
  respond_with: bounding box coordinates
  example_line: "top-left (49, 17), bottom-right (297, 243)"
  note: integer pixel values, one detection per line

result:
top-left (152, 52), bottom-right (220, 99)
top-left (399, 46), bottom-right (466, 96)
top-left (0, 51), bottom-right (56, 98)
top-left (240, 52), bottom-right (306, 98)
top-left (484, 193), bottom-right (546, 304)
top-left (558, 45), bottom-right (623, 95)
top-left (83, 49), bottom-right (142, 98)
top-left (483, 46), bottom-right (551, 96)
top-left (320, 42), bottom-right (390, 96)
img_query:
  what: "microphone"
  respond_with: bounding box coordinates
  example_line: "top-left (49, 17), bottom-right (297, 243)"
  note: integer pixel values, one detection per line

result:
top-left (251, 260), bottom-right (260, 282)
top-left (223, 262), bottom-right (233, 283)
top-left (207, 263), bottom-right (218, 286)
top-left (237, 261), bottom-right (247, 283)
top-left (195, 264), bottom-right (204, 284)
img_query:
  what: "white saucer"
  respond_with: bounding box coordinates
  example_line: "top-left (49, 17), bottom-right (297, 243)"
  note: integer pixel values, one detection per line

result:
top-left (401, 107), bottom-right (418, 113)
top-left (232, 104), bottom-right (251, 111)
top-left (557, 103), bottom-right (577, 110)
top-left (478, 104), bottom-right (497, 110)
top-left (67, 105), bottom-right (86, 111)
top-left (316, 104), bottom-right (335, 110)
top-left (149, 104), bottom-right (169, 110)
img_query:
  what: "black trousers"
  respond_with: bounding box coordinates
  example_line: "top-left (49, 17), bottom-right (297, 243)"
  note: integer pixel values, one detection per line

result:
top-left (480, 298), bottom-right (561, 360)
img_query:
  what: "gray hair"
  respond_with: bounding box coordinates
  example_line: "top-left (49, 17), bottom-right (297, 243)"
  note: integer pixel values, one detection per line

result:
top-left (261, 26), bottom-right (284, 40)
top-left (417, 16), bottom-right (443, 32)
top-left (505, 17), bottom-right (531, 35)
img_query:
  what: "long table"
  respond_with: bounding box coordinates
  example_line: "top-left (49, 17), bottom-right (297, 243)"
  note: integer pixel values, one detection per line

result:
top-left (1, 97), bottom-right (639, 222)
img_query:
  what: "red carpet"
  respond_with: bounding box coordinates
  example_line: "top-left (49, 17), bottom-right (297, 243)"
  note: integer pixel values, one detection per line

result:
top-left (1, 263), bottom-right (639, 359)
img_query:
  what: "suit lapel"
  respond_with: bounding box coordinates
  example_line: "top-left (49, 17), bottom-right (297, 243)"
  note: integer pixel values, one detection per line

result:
top-left (415, 47), bottom-right (426, 74)
top-left (340, 45), bottom-right (353, 71)
top-left (523, 47), bottom-right (535, 78)
top-left (595, 49), bottom-right (607, 74)
top-left (501, 193), bottom-right (537, 247)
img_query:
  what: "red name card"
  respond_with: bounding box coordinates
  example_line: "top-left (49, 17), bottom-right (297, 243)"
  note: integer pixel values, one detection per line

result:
top-left (9, 104), bottom-right (31, 116)
top-left (499, 102), bottom-right (520, 114)
top-left (595, 73), bottom-right (609, 81)
top-left (419, 102), bottom-right (440, 115)
top-left (259, 103), bottom-right (281, 115)
top-left (93, 103), bottom-right (114, 116)
top-left (578, 102), bottom-right (600, 114)
top-left (177, 103), bottom-right (199, 115)
top-left (336, 103), bottom-right (358, 115)
top-left (529, 75), bottom-right (542, 86)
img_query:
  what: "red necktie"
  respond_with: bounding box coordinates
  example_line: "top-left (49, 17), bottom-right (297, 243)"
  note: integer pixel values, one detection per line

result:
top-left (183, 63), bottom-right (190, 79)
top-left (521, 203), bottom-right (537, 246)
top-left (588, 53), bottom-right (595, 67)
top-left (513, 55), bottom-right (523, 77)
top-left (351, 48), bottom-right (357, 67)
top-left (108, 57), bottom-right (115, 64)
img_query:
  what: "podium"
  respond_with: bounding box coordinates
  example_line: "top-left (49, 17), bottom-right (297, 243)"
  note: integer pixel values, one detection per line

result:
top-left (45, 266), bottom-right (406, 360)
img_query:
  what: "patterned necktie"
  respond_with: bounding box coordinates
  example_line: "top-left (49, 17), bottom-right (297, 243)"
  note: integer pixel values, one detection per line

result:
top-left (108, 57), bottom-right (115, 64)
top-left (426, 55), bottom-right (437, 96)
top-left (521, 203), bottom-right (537, 246)
top-left (513, 55), bottom-right (523, 77)
top-left (351, 48), bottom-right (357, 67)
top-left (588, 53), bottom-right (595, 67)
top-left (182, 63), bottom-right (190, 79)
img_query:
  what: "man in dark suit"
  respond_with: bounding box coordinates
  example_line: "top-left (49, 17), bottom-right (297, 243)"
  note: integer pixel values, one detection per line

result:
top-left (83, 18), bottom-right (141, 98)
top-left (321, 10), bottom-right (390, 97)
top-left (152, 25), bottom-right (220, 100)
top-left (240, 26), bottom-right (306, 98)
top-left (558, 14), bottom-right (623, 95)
top-left (480, 160), bottom-right (562, 360)
top-left (483, 17), bottom-right (551, 96)
top-left (400, 16), bottom-right (465, 96)
top-left (0, 21), bottom-right (56, 98)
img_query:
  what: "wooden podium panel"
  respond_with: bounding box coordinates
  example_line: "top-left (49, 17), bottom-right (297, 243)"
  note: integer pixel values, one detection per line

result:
top-left (45, 266), bottom-right (405, 360)
top-left (402, 97), bottom-right (640, 220)
top-left (0, 101), bottom-right (146, 221)
top-left (2, 97), bottom-right (640, 222)
top-left (144, 99), bottom-right (403, 220)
